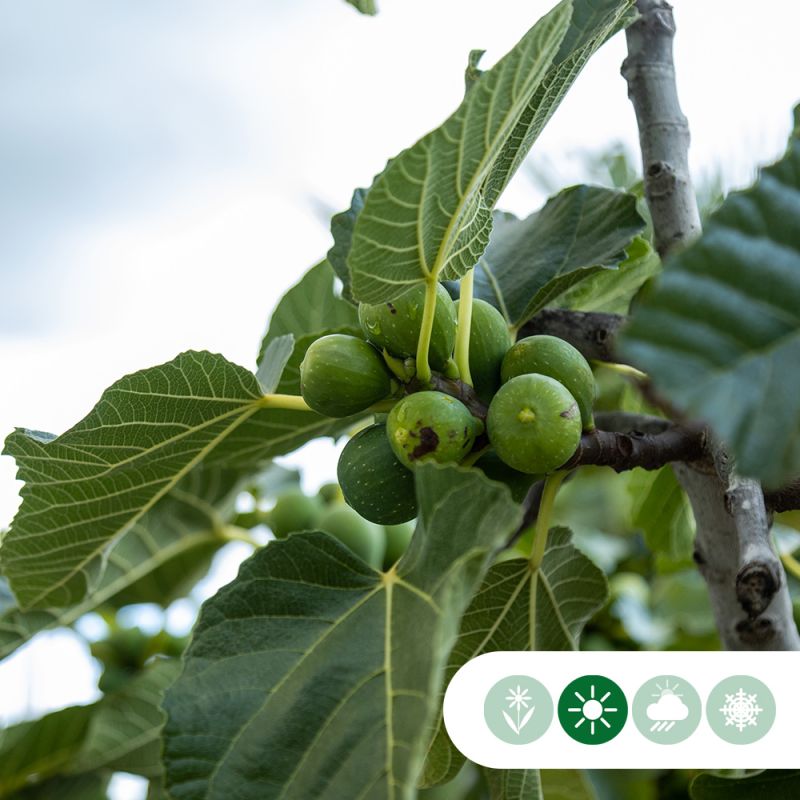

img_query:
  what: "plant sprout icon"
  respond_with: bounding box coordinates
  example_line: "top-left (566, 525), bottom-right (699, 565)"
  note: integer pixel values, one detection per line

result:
top-left (503, 685), bottom-right (535, 735)
top-left (566, 683), bottom-right (619, 737)
top-left (646, 679), bottom-right (689, 733)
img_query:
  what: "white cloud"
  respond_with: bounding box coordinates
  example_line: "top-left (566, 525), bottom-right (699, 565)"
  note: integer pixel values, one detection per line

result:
top-left (647, 692), bottom-right (689, 722)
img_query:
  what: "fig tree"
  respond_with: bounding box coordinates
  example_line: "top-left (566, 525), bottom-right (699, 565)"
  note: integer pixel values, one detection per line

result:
top-left (267, 488), bottom-right (323, 539)
top-left (487, 373), bottom-right (582, 474)
top-left (337, 423), bottom-right (417, 525)
top-left (501, 334), bottom-right (596, 429)
top-left (318, 504), bottom-right (386, 569)
top-left (455, 298), bottom-right (512, 402)
top-left (358, 283), bottom-right (457, 371)
top-left (387, 391), bottom-right (478, 468)
top-left (300, 333), bottom-right (393, 417)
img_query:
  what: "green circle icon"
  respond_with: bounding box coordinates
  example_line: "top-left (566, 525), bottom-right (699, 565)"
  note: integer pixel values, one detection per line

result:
top-left (558, 675), bottom-right (628, 744)
top-left (483, 675), bottom-right (554, 745)
top-left (707, 675), bottom-right (776, 745)
top-left (632, 675), bottom-right (702, 744)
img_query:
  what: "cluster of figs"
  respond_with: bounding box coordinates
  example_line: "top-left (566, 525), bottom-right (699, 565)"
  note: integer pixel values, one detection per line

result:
top-left (299, 283), bottom-right (596, 527)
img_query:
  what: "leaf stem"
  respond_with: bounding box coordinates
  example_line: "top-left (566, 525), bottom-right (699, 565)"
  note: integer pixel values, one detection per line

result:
top-left (529, 471), bottom-right (567, 570)
top-left (594, 361), bottom-right (648, 382)
top-left (219, 525), bottom-right (262, 548)
top-left (258, 393), bottom-right (313, 411)
top-left (454, 269), bottom-right (475, 386)
top-left (461, 444), bottom-right (490, 468)
top-left (415, 279), bottom-right (439, 385)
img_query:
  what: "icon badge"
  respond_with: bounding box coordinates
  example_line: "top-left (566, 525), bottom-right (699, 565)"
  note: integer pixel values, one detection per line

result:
top-left (707, 675), bottom-right (776, 744)
top-left (558, 675), bottom-right (628, 744)
top-left (483, 675), bottom-right (554, 744)
top-left (632, 675), bottom-right (701, 744)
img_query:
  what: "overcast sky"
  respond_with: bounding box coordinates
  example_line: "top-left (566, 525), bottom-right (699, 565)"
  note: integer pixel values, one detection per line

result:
top-left (0, 1), bottom-right (797, 796)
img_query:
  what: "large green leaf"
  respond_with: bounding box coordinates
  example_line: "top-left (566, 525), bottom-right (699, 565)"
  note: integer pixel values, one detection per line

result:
top-left (556, 236), bottom-right (661, 314)
top-left (257, 261), bottom-right (359, 365)
top-left (422, 527), bottom-right (607, 786)
top-left (473, 186), bottom-right (644, 328)
top-left (690, 771), bottom-right (800, 800)
top-left (541, 770), bottom-right (597, 800)
top-left (163, 464), bottom-right (522, 800)
top-left (484, 769), bottom-right (541, 800)
top-left (348, 2), bottom-right (571, 303)
top-left (0, 706), bottom-right (95, 797)
top-left (348, 0), bottom-right (634, 304)
top-left (481, 0), bottom-right (636, 207)
top-left (1, 350), bottom-right (352, 610)
top-left (71, 659), bottom-right (180, 778)
top-left (329, 188), bottom-right (368, 303)
top-left (481, 770), bottom-right (596, 800)
top-left (0, 465), bottom-right (249, 660)
top-left (9, 773), bottom-right (110, 800)
top-left (628, 466), bottom-right (694, 562)
top-left (621, 116), bottom-right (800, 488)
top-left (0, 661), bottom-right (176, 797)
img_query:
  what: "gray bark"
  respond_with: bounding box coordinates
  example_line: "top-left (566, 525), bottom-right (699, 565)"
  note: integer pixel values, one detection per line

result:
top-left (621, 0), bottom-right (701, 257)
top-left (622, 0), bottom-right (800, 649)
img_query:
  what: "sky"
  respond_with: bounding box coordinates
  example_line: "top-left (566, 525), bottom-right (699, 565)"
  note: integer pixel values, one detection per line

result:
top-left (0, 1), bottom-right (797, 797)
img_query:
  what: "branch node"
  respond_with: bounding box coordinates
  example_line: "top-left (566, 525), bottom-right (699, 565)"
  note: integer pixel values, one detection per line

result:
top-left (736, 563), bottom-right (781, 618)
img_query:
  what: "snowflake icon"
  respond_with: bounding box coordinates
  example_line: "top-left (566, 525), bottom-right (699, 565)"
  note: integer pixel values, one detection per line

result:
top-left (719, 688), bottom-right (763, 732)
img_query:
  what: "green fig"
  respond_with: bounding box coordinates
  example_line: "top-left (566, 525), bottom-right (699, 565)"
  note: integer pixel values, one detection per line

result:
top-left (268, 488), bottom-right (323, 539)
top-left (387, 391), bottom-right (479, 468)
top-left (501, 335), bottom-right (596, 429)
top-left (358, 283), bottom-right (457, 371)
top-left (455, 298), bottom-right (512, 402)
top-left (337, 423), bottom-right (417, 525)
top-left (487, 373), bottom-right (582, 474)
top-left (318, 504), bottom-right (385, 569)
top-left (300, 333), bottom-right (393, 417)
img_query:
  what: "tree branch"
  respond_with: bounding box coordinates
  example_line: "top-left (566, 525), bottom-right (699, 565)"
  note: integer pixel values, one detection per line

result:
top-left (566, 420), bottom-right (705, 472)
top-left (765, 479), bottom-right (800, 514)
top-left (675, 445), bottom-right (800, 650)
top-left (622, 0), bottom-right (800, 649)
top-left (622, 0), bottom-right (701, 257)
top-left (519, 309), bottom-right (625, 362)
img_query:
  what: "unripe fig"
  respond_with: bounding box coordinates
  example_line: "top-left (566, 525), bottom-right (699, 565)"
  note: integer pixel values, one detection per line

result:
top-left (358, 283), bottom-right (457, 372)
top-left (383, 521), bottom-right (415, 568)
top-left (455, 298), bottom-right (512, 402)
top-left (487, 374), bottom-right (581, 474)
top-left (268, 488), bottom-right (323, 538)
top-left (501, 335), bottom-right (596, 429)
top-left (387, 391), bottom-right (478, 468)
top-left (317, 482), bottom-right (343, 505)
top-left (300, 334), bottom-right (392, 417)
top-left (337, 423), bottom-right (417, 525)
top-left (318, 504), bottom-right (385, 569)
top-left (474, 450), bottom-right (541, 503)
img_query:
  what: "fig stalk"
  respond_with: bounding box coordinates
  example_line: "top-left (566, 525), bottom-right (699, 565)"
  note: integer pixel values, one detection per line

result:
top-left (530, 470), bottom-right (566, 570)
top-left (415, 278), bottom-right (439, 385)
top-left (257, 394), bottom-right (313, 411)
top-left (454, 268), bottom-right (475, 387)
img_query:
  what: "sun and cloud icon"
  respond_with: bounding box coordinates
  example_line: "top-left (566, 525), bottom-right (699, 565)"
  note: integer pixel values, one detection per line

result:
top-left (646, 680), bottom-right (689, 733)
